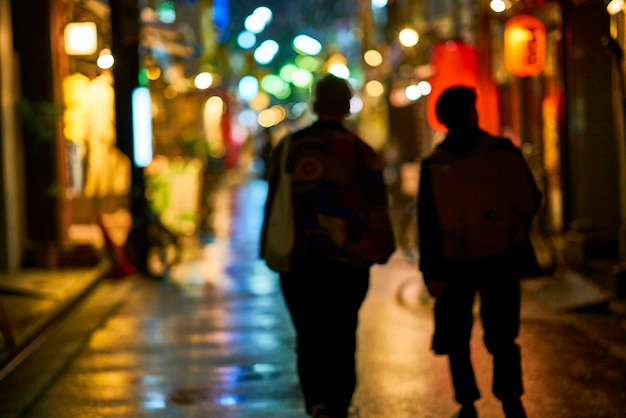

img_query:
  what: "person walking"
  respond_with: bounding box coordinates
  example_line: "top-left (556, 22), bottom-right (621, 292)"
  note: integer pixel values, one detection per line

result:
top-left (417, 86), bottom-right (542, 418)
top-left (260, 74), bottom-right (395, 418)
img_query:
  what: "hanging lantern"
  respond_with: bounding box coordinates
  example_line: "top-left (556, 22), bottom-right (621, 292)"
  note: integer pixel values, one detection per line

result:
top-left (427, 40), bottom-right (479, 131)
top-left (64, 22), bottom-right (98, 56)
top-left (504, 15), bottom-right (546, 78)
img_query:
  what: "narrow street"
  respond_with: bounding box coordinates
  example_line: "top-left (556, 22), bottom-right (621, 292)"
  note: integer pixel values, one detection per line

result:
top-left (3, 179), bottom-right (626, 417)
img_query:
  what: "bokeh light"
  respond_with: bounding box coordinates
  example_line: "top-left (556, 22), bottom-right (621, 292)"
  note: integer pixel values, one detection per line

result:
top-left (279, 63), bottom-right (298, 83)
top-left (328, 63), bottom-right (350, 79)
top-left (254, 40), bottom-right (279, 65)
top-left (293, 34), bottom-right (323, 55)
top-left (350, 96), bottom-right (363, 114)
top-left (253, 6), bottom-right (273, 25)
top-left (238, 75), bottom-right (259, 101)
top-left (97, 49), bottom-right (114, 69)
top-left (261, 74), bottom-right (290, 99)
top-left (157, 1), bottom-right (176, 24)
top-left (291, 69), bottom-right (314, 88)
top-left (296, 55), bottom-right (323, 72)
top-left (365, 80), bottom-right (384, 97)
top-left (364, 49), bottom-right (383, 67)
top-left (258, 105), bottom-right (287, 128)
top-left (237, 31), bottom-right (256, 49)
top-left (244, 14), bottom-right (265, 34)
top-left (399, 28), bottom-right (419, 47)
top-left (194, 72), bottom-right (213, 90)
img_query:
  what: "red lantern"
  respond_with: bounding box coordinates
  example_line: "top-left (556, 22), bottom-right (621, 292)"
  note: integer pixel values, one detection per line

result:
top-left (428, 40), bottom-right (479, 131)
top-left (504, 15), bottom-right (546, 78)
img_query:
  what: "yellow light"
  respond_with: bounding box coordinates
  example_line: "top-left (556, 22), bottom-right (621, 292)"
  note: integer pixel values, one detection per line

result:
top-left (325, 53), bottom-right (348, 67)
top-left (365, 80), bottom-right (384, 97)
top-left (399, 28), bottom-right (419, 47)
top-left (147, 67), bottom-right (161, 81)
top-left (163, 85), bottom-right (177, 99)
top-left (607, 0), bottom-right (625, 15)
top-left (258, 108), bottom-right (278, 128)
top-left (205, 96), bottom-right (225, 117)
top-left (64, 22), bottom-right (98, 56)
top-left (364, 49), bottom-right (383, 67)
top-left (194, 72), bottom-right (213, 90)
top-left (490, 0), bottom-right (507, 13)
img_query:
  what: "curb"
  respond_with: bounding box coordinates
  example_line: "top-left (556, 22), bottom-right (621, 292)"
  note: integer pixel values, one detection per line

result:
top-left (0, 260), bottom-right (111, 381)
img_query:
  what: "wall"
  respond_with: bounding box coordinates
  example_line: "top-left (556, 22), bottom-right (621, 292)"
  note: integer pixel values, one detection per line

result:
top-left (563, 0), bottom-right (621, 262)
top-left (0, 0), bottom-right (24, 272)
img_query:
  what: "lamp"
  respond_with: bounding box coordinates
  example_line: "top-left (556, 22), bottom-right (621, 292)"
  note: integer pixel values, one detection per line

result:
top-left (504, 15), bottom-right (546, 77)
top-left (607, 0), bottom-right (625, 15)
top-left (64, 22), bottom-right (98, 56)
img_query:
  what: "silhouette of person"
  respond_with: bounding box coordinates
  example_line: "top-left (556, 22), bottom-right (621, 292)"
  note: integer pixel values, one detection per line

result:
top-left (417, 86), bottom-right (541, 418)
top-left (261, 74), bottom-right (395, 418)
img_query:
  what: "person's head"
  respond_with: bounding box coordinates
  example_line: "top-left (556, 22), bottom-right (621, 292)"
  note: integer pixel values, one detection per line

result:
top-left (313, 74), bottom-right (352, 120)
top-left (435, 86), bottom-right (479, 130)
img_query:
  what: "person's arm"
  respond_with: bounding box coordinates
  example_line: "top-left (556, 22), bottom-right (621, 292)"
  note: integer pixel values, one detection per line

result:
top-left (357, 142), bottom-right (396, 265)
top-left (260, 138), bottom-right (287, 259)
top-left (493, 137), bottom-right (543, 227)
top-left (417, 159), bottom-right (445, 295)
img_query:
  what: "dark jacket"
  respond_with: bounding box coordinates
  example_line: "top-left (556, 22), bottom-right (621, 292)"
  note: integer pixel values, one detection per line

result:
top-left (417, 126), bottom-right (542, 282)
top-left (261, 120), bottom-right (395, 269)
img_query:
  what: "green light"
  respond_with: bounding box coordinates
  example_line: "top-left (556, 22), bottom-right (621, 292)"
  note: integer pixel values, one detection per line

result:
top-left (261, 74), bottom-right (291, 99)
top-left (279, 64), bottom-right (298, 83)
top-left (138, 68), bottom-right (149, 87)
top-left (274, 85), bottom-right (292, 100)
top-left (157, 1), bottom-right (176, 24)
top-left (291, 69), bottom-right (313, 88)
top-left (296, 55), bottom-right (323, 72)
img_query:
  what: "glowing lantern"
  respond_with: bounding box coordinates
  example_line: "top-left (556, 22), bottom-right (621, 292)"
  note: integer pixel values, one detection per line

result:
top-left (504, 15), bottom-right (546, 77)
top-left (64, 22), bottom-right (98, 56)
top-left (427, 40), bottom-right (479, 131)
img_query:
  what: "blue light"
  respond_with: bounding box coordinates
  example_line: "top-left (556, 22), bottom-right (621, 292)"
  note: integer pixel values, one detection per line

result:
top-left (142, 391), bottom-right (167, 410)
top-left (132, 87), bottom-right (153, 168)
top-left (237, 31), bottom-right (256, 49)
top-left (218, 394), bottom-right (240, 406)
top-left (213, 0), bottom-right (230, 42)
top-left (157, 1), bottom-right (176, 24)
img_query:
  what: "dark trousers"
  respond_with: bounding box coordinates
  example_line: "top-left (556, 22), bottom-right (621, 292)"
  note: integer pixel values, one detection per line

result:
top-left (432, 259), bottom-right (523, 405)
top-left (281, 261), bottom-right (369, 417)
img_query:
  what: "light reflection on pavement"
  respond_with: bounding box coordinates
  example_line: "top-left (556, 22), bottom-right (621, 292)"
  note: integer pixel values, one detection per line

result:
top-left (19, 179), bottom-right (626, 418)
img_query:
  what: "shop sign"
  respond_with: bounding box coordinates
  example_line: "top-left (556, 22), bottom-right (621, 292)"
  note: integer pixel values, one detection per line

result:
top-left (504, 14), bottom-right (546, 77)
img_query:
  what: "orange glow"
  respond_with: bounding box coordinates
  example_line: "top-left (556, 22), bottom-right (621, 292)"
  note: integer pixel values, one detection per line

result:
top-left (428, 41), bottom-right (479, 132)
top-left (504, 15), bottom-right (546, 77)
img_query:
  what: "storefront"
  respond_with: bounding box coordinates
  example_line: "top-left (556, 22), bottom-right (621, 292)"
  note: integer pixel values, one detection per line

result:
top-left (0, 0), bottom-right (238, 270)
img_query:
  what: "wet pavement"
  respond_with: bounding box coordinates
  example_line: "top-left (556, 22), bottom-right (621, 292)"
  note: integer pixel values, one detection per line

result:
top-left (1, 179), bottom-right (626, 417)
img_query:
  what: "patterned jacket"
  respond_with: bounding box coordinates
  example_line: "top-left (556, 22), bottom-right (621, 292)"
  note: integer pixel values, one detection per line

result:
top-left (261, 120), bottom-right (395, 269)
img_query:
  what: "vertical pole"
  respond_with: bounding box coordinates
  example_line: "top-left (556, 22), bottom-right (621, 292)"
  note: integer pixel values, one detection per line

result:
top-left (110, 0), bottom-right (146, 218)
top-left (0, 0), bottom-right (22, 272)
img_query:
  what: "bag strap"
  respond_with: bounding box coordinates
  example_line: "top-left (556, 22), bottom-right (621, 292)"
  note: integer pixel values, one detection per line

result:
top-left (280, 135), bottom-right (291, 173)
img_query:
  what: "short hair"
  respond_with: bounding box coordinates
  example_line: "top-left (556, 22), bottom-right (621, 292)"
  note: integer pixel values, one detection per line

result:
top-left (435, 86), bottom-right (477, 128)
top-left (314, 74), bottom-right (352, 116)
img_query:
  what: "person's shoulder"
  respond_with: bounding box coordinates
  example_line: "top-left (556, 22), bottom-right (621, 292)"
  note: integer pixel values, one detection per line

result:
top-left (485, 134), bottom-right (520, 153)
top-left (353, 136), bottom-right (384, 170)
top-left (354, 135), bottom-right (375, 154)
top-left (290, 125), bottom-right (314, 139)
